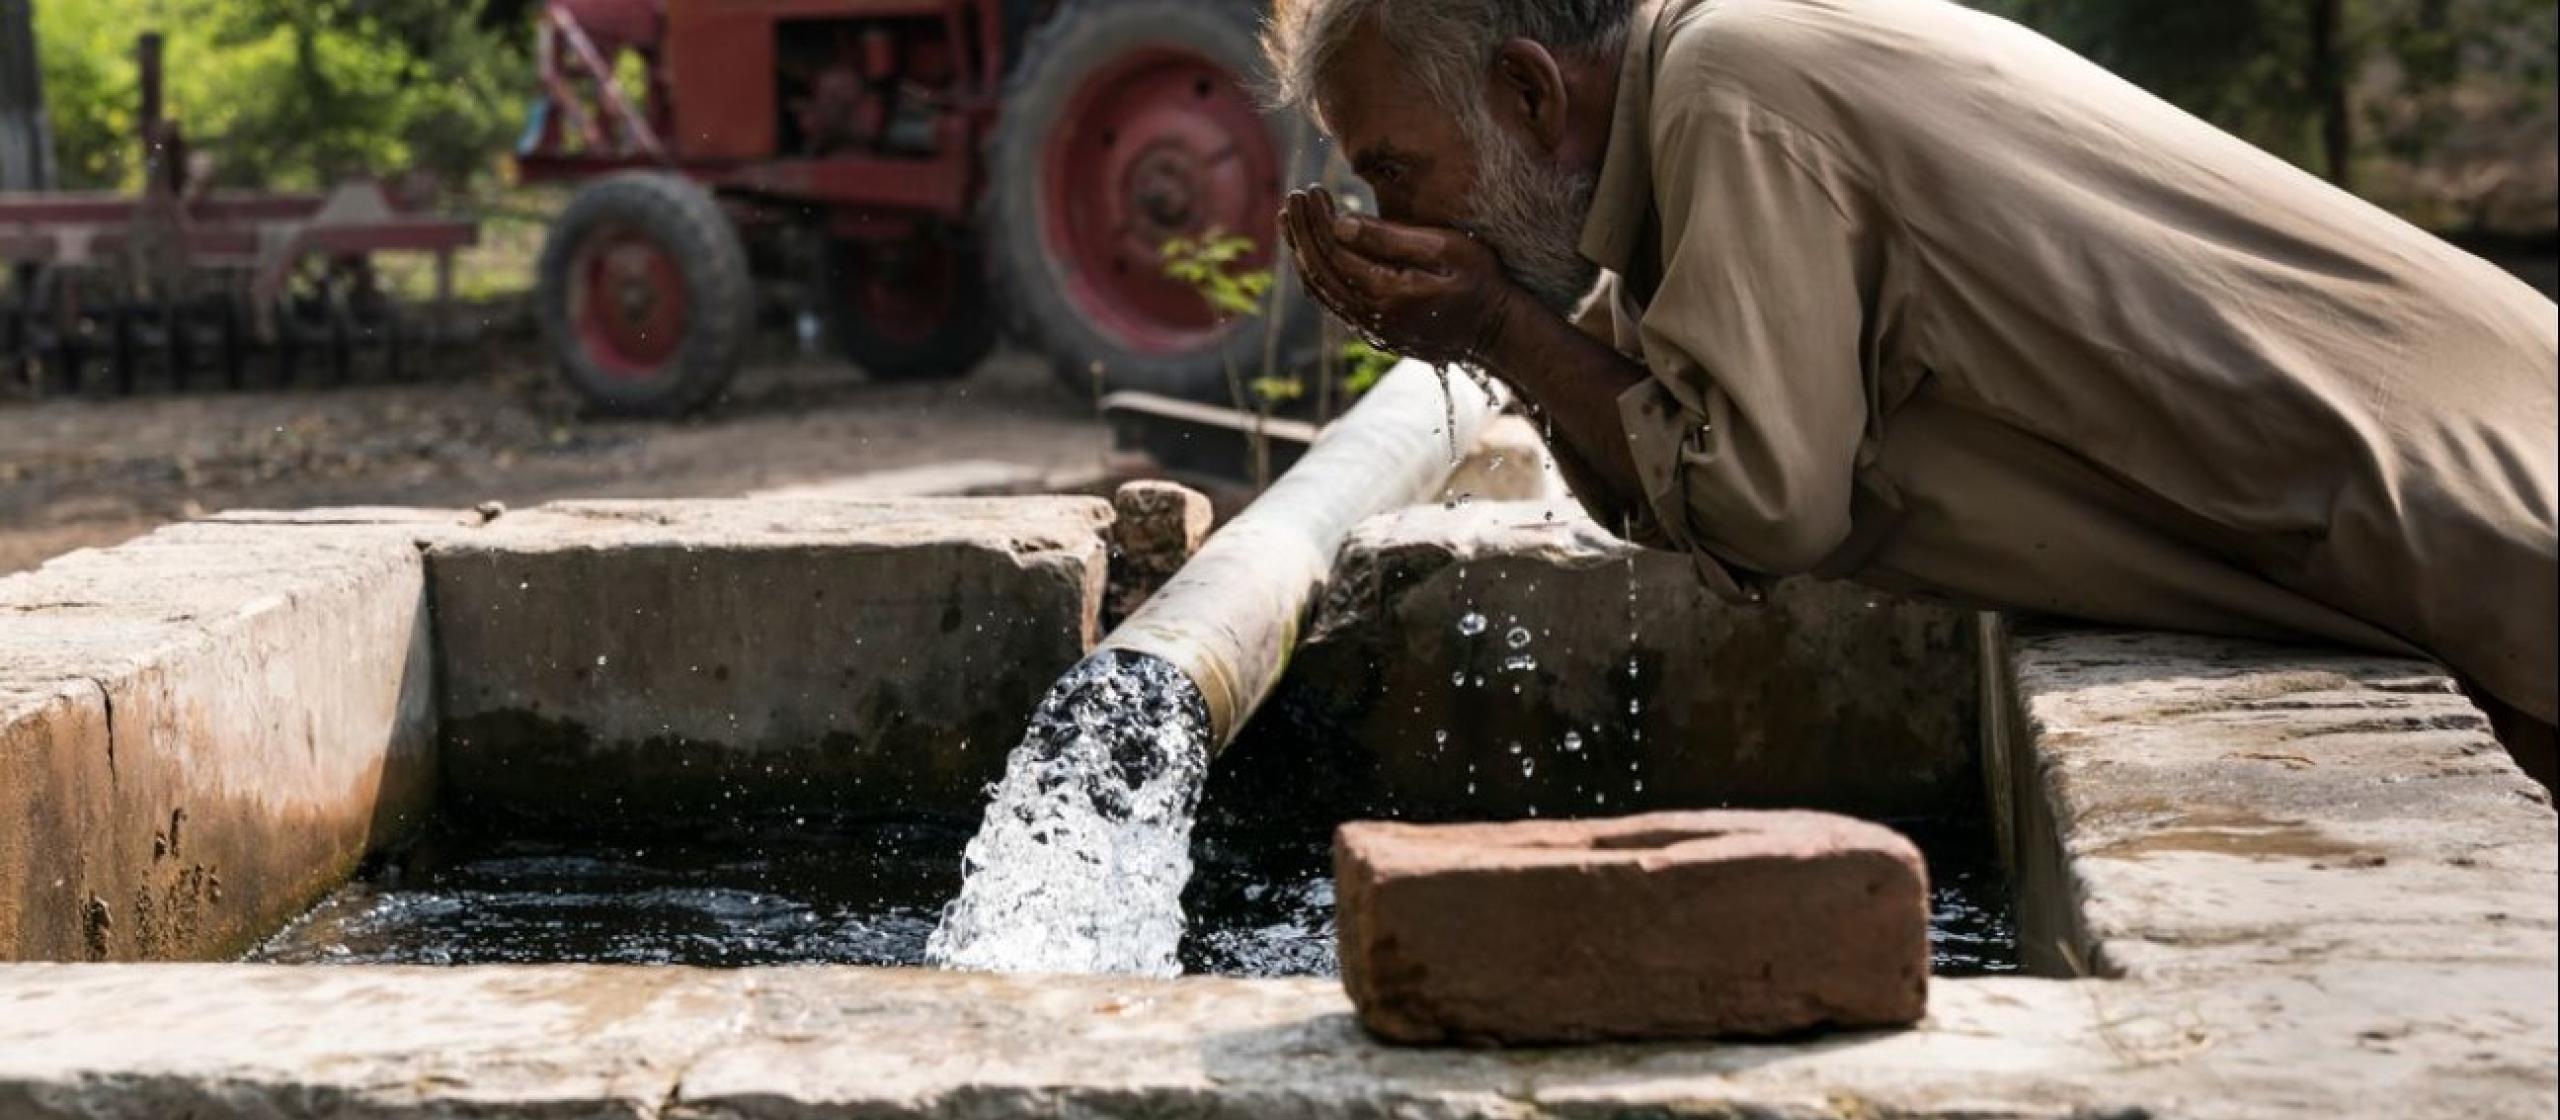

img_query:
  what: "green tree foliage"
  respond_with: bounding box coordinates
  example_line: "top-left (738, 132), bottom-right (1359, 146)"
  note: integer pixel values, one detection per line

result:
top-left (33, 0), bottom-right (531, 192)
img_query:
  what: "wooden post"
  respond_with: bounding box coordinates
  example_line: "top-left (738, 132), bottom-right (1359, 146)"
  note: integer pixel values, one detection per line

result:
top-left (0, 0), bottom-right (56, 192)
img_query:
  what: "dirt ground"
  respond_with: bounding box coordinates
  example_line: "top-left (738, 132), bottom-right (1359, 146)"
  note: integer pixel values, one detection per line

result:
top-left (0, 344), bottom-right (1111, 575)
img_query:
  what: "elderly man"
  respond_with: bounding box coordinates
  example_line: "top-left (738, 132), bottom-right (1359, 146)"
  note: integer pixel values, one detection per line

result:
top-left (1268, 0), bottom-right (2559, 780)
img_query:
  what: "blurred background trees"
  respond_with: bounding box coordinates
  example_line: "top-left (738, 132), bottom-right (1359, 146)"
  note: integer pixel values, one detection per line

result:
top-left (19, 0), bottom-right (2555, 233)
top-left (31, 0), bottom-right (534, 194)
top-left (1981, 0), bottom-right (2556, 234)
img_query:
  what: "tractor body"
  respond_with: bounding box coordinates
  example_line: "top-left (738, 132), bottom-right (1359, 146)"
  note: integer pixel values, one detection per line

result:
top-left (521, 0), bottom-right (1314, 415)
top-left (518, 0), bottom-right (1003, 218)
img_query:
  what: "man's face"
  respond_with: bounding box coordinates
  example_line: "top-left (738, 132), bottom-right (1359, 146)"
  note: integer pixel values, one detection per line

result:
top-left (1314, 30), bottom-right (1602, 315)
top-left (1314, 34), bottom-right (1480, 229)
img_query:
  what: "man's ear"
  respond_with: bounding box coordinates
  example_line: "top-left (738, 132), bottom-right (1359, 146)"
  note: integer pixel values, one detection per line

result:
top-left (1486, 38), bottom-right (1569, 153)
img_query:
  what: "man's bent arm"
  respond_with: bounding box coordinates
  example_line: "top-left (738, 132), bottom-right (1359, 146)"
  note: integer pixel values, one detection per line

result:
top-left (1478, 291), bottom-right (1655, 528)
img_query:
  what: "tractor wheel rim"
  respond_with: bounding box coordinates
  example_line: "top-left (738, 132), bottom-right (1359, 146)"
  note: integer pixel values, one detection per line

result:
top-left (572, 225), bottom-right (689, 380)
top-left (1040, 46), bottom-right (1285, 357)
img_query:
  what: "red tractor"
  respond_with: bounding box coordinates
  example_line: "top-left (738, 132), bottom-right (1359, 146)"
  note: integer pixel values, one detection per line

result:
top-left (519, 0), bottom-right (1319, 415)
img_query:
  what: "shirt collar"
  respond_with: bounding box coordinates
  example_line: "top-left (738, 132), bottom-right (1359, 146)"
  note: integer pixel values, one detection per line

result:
top-left (1579, 0), bottom-right (1683, 275)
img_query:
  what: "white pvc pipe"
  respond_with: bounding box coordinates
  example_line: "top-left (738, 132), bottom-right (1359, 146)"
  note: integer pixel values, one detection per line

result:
top-left (1099, 359), bottom-right (1502, 747)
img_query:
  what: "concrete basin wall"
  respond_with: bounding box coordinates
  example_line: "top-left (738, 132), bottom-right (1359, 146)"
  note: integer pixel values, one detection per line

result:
top-left (429, 499), bottom-right (1111, 823)
top-left (1984, 620), bottom-right (2558, 985)
top-left (0, 498), bottom-right (1116, 961)
top-left (1222, 502), bottom-right (1978, 822)
top-left (0, 513), bottom-right (443, 962)
top-left (0, 543), bottom-right (2548, 1114)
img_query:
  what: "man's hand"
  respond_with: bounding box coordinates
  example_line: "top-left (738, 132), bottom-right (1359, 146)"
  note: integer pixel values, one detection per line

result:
top-left (1280, 188), bottom-right (1526, 367)
top-left (1283, 188), bottom-right (1654, 526)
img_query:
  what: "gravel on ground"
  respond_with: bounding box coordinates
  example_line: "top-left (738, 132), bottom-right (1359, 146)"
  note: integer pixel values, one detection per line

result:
top-left (0, 346), bottom-right (1109, 574)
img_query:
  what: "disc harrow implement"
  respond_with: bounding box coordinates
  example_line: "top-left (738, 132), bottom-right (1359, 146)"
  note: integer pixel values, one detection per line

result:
top-left (0, 32), bottom-right (479, 398)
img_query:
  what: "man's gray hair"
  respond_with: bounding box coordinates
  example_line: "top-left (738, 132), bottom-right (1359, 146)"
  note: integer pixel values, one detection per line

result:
top-left (1264, 0), bottom-right (1638, 118)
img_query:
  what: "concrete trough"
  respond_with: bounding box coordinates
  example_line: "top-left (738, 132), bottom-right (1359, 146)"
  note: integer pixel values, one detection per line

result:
top-left (0, 494), bottom-right (2551, 1117)
top-left (429, 499), bottom-right (1111, 823)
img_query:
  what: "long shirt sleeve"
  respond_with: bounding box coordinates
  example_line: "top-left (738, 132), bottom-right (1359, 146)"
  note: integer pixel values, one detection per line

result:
top-left (1615, 92), bottom-right (1873, 577)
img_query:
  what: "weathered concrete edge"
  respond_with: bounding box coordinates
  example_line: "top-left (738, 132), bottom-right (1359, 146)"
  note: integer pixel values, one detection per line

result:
top-left (0, 521), bottom-right (443, 962)
top-left (2, 615), bottom-right (2552, 1116)
top-left (1985, 617), bottom-right (2557, 1116)
top-left (1989, 618), bottom-right (2558, 980)
top-left (420, 496), bottom-right (1117, 712)
top-left (2, 497), bottom-right (2552, 1116)
top-left (414, 497), bottom-right (1115, 823)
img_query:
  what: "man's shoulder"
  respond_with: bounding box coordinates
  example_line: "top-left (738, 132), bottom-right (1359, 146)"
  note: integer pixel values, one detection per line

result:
top-left (1657, 0), bottom-right (1848, 71)
top-left (1649, 0), bottom-right (2006, 150)
top-left (1654, 0), bottom-right (1981, 98)
top-left (1642, 0), bottom-right (1853, 142)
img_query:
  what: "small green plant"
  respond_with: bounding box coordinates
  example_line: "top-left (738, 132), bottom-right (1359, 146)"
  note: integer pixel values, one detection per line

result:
top-left (1162, 227), bottom-right (1403, 486)
top-left (1160, 228), bottom-right (1285, 486)
top-left (1337, 338), bottom-right (1397, 397)
top-left (1159, 229), bottom-right (1272, 319)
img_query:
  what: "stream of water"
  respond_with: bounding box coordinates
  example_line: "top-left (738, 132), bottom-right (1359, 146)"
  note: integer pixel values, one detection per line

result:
top-left (923, 650), bottom-right (1214, 976)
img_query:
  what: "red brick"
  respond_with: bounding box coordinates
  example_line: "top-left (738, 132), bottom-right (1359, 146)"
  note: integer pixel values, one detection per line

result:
top-left (1334, 810), bottom-right (1930, 1045)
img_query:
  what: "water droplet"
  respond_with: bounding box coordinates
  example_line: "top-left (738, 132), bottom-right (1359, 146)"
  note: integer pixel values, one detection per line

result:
top-left (1501, 653), bottom-right (1537, 673)
top-left (1456, 611), bottom-right (1488, 637)
top-left (1505, 626), bottom-right (1532, 649)
top-left (1562, 731), bottom-right (1583, 753)
top-left (595, 655), bottom-right (609, 667)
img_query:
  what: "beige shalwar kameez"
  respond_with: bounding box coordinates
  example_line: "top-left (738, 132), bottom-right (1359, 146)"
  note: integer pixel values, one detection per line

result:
top-left (1561, 0), bottom-right (2560, 724)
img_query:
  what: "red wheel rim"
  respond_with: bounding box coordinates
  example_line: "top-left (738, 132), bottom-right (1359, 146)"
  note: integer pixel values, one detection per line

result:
top-left (846, 243), bottom-right (960, 348)
top-left (1040, 46), bottom-right (1284, 356)
top-left (571, 224), bottom-right (690, 380)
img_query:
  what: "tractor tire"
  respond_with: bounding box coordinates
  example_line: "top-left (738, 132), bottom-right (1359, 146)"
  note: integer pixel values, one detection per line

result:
top-left (824, 236), bottom-right (1000, 382)
top-left (983, 0), bottom-right (1322, 401)
top-left (537, 171), bottom-right (752, 417)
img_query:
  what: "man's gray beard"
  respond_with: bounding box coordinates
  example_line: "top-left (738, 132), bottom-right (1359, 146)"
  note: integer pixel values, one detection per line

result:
top-left (1457, 107), bottom-right (1601, 318)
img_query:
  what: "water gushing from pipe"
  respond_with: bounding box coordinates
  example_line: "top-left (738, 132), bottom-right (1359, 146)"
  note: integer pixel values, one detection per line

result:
top-left (924, 652), bottom-right (1209, 975)
top-left (929, 361), bottom-right (1502, 975)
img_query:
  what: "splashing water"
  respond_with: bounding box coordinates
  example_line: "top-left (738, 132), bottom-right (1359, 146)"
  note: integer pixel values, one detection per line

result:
top-left (1432, 362), bottom-right (1501, 464)
top-left (1434, 364), bottom-right (1462, 463)
top-left (925, 651), bottom-right (1211, 976)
